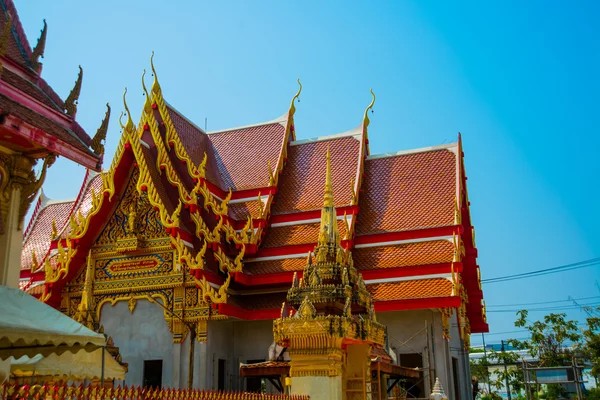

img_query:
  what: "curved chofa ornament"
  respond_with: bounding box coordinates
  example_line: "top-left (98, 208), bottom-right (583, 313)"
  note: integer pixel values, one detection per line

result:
top-left (90, 103), bottom-right (111, 156)
top-left (289, 78), bottom-right (302, 113)
top-left (362, 88), bottom-right (376, 129)
top-left (30, 19), bottom-right (46, 71)
top-left (121, 88), bottom-right (135, 133)
top-left (64, 66), bottom-right (83, 116)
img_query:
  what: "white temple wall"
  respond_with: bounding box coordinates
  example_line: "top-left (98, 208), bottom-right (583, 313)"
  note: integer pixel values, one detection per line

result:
top-left (377, 309), bottom-right (455, 400)
top-left (100, 300), bottom-right (177, 388)
top-left (449, 310), bottom-right (472, 400)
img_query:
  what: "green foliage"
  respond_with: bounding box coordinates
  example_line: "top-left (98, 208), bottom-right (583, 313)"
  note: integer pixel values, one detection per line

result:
top-left (581, 309), bottom-right (600, 379)
top-left (510, 310), bottom-right (581, 367)
top-left (585, 388), bottom-right (600, 400)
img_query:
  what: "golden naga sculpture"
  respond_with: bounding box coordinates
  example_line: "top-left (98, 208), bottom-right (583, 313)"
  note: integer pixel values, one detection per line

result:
top-left (30, 19), bottom-right (47, 71)
top-left (194, 273), bottom-right (231, 304)
top-left (90, 103), bottom-right (111, 156)
top-left (64, 66), bottom-right (83, 117)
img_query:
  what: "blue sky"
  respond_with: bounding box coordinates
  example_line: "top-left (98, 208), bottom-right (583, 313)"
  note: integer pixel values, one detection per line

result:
top-left (17, 1), bottom-right (600, 344)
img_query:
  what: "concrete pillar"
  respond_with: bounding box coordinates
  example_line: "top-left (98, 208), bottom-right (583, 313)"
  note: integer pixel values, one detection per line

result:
top-left (0, 186), bottom-right (23, 288)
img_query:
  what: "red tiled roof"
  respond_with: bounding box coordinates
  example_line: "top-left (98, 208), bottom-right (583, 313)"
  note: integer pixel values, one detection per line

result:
top-left (356, 148), bottom-right (456, 235)
top-left (271, 136), bottom-right (361, 214)
top-left (21, 199), bottom-right (74, 271)
top-left (60, 174), bottom-right (102, 238)
top-left (0, 0), bottom-right (33, 70)
top-left (367, 278), bottom-right (453, 302)
top-left (2, 70), bottom-right (61, 112)
top-left (0, 93), bottom-right (96, 158)
top-left (229, 200), bottom-right (262, 220)
top-left (166, 105), bottom-right (225, 188)
top-left (353, 240), bottom-right (454, 270)
top-left (209, 122), bottom-right (287, 190)
top-left (261, 220), bottom-right (347, 248)
top-left (245, 257), bottom-right (306, 275)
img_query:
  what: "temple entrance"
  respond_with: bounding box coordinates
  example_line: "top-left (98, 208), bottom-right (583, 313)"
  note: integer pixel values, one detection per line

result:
top-left (218, 359), bottom-right (226, 391)
top-left (143, 360), bottom-right (163, 389)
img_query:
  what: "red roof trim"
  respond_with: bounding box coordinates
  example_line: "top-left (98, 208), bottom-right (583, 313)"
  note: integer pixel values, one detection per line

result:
top-left (269, 205), bottom-right (359, 225)
top-left (3, 115), bottom-right (99, 170)
top-left (354, 225), bottom-right (462, 246)
top-left (374, 296), bottom-right (461, 312)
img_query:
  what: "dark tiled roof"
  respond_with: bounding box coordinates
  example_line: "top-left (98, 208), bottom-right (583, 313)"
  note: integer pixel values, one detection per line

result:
top-left (245, 257), bottom-right (306, 275)
top-left (353, 240), bottom-right (454, 270)
top-left (356, 148), bottom-right (456, 235)
top-left (262, 220), bottom-right (347, 248)
top-left (368, 278), bottom-right (453, 301)
top-left (209, 122), bottom-right (287, 190)
top-left (271, 136), bottom-right (360, 214)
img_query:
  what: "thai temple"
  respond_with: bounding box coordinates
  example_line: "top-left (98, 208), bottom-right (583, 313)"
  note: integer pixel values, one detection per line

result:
top-left (0, 0), bottom-right (489, 399)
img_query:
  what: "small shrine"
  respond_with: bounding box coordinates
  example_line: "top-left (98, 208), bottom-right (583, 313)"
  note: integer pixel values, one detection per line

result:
top-left (273, 148), bottom-right (386, 400)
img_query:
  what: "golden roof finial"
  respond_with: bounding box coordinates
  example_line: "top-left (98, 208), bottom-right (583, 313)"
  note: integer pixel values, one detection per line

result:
top-left (122, 88), bottom-right (135, 133)
top-left (289, 78), bottom-right (302, 114)
top-left (150, 51), bottom-right (161, 94)
top-left (323, 146), bottom-right (334, 207)
top-left (362, 88), bottom-right (376, 129)
top-left (30, 19), bottom-right (47, 71)
top-left (64, 65), bottom-right (83, 116)
top-left (90, 103), bottom-right (110, 156)
top-left (141, 69), bottom-right (152, 114)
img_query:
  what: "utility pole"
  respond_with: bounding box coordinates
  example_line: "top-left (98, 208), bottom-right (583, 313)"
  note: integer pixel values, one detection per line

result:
top-left (501, 340), bottom-right (511, 400)
top-left (481, 333), bottom-right (492, 394)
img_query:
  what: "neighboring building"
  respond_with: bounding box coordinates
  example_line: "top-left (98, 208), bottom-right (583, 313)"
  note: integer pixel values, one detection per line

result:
top-left (18, 56), bottom-right (488, 397)
top-left (0, 0), bottom-right (108, 288)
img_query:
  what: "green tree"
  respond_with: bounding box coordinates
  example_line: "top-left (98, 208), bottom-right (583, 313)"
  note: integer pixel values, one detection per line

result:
top-left (509, 310), bottom-right (581, 367)
top-left (581, 308), bottom-right (600, 382)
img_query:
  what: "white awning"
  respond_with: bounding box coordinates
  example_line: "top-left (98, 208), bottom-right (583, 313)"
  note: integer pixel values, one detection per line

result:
top-left (10, 349), bottom-right (126, 380)
top-left (0, 286), bottom-right (105, 360)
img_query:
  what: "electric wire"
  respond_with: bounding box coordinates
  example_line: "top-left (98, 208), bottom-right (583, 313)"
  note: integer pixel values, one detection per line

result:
top-left (486, 296), bottom-right (600, 308)
top-left (482, 257), bottom-right (600, 284)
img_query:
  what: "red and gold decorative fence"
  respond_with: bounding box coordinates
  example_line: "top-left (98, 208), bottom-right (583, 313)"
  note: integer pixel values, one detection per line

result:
top-left (0, 384), bottom-right (308, 400)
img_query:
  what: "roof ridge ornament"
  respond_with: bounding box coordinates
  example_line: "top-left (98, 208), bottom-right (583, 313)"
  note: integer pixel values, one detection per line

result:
top-left (90, 103), bottom-right (111, 156)
top-left (150, 51), bottom-right (161, 94)
top-left (323, 146), bottom-right (334, 207)
top-left (289, 78), bottom-right (302, 115)
top-left (141, 69), bottom-right (152, 114)
top-left (64, 65), bottom-right (83, 117)
top-left (30, 19), bottom-right (47, 72)
top-left (362, 88), bottom-right (376, 130)
top-left (121, 88), bottom-right (135, 133)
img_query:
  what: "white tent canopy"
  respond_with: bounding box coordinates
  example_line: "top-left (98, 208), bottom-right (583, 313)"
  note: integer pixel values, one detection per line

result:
top-left (0, 286), bottom-right (106, 360)
top-left (10, 348), bottom-right (126, 380)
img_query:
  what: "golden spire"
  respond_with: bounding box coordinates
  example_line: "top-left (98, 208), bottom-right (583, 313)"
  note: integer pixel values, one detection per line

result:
top-left (64, 65), bottom-right (83, 116)
top-left (30, 19), bottom-right (47, 71)
top-left (90, 103), bottom-right (110, 155)
top-left (323, 146), bottom-right (334, 207)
